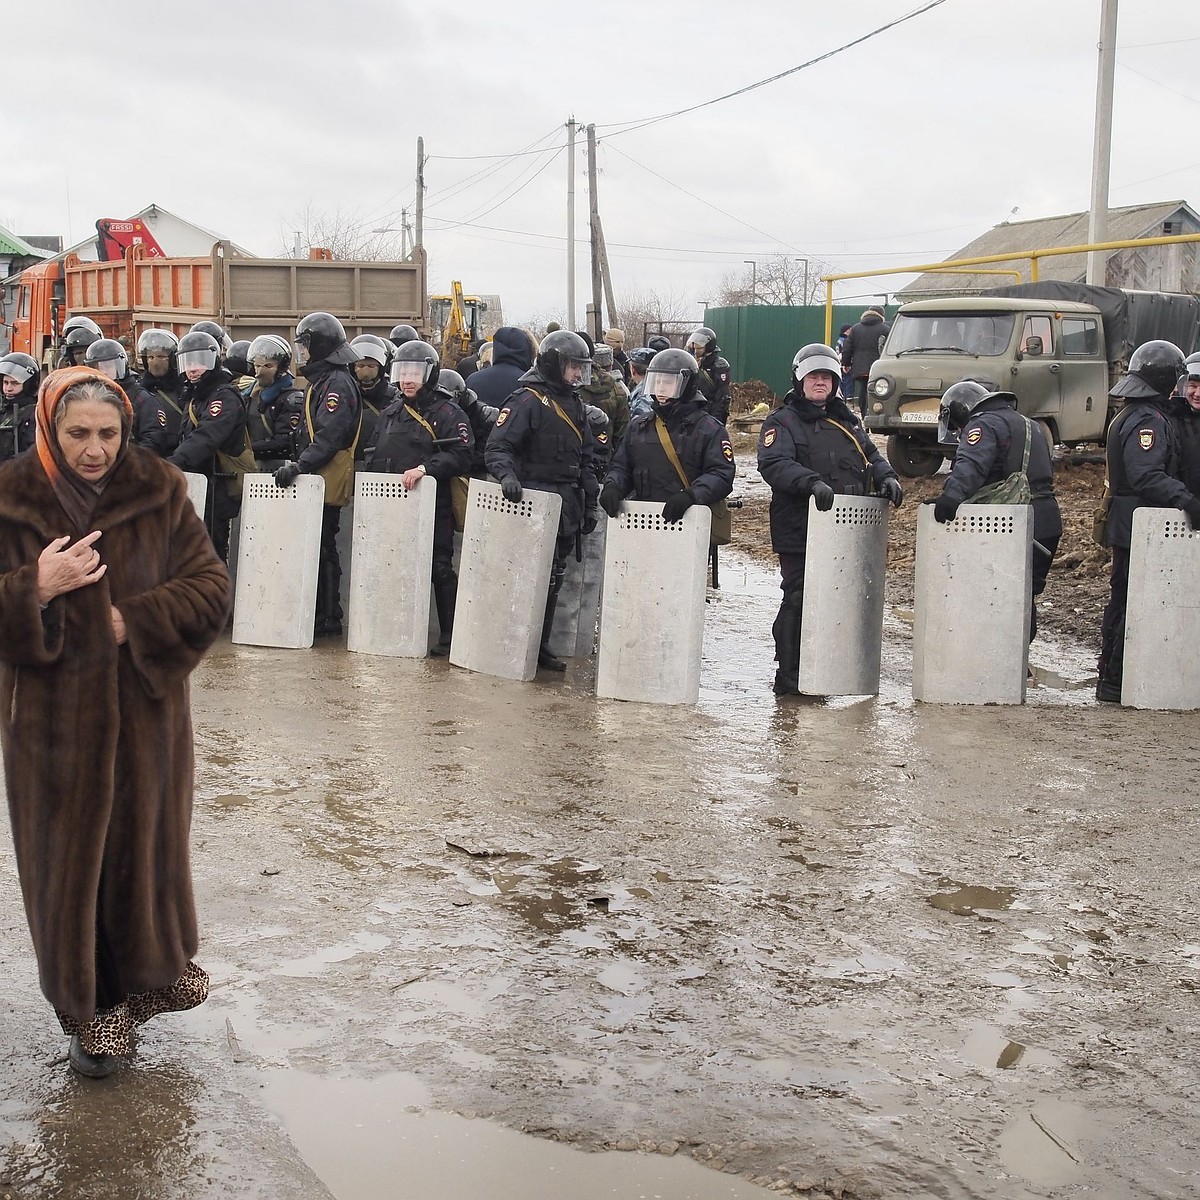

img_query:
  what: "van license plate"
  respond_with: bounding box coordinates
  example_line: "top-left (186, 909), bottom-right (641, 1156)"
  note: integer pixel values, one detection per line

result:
top-left (900, 411), bottom-right (938, 424)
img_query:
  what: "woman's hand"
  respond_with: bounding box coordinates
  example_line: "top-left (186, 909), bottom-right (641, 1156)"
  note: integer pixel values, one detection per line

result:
top-left (111, 607), bottom-right (127, 645)
top-left (36, 531), bottom-right (106, 605)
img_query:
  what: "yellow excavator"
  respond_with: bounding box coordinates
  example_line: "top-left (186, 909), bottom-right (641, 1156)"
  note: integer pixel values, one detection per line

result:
top-left (428, 281), bottom-right (488, 366)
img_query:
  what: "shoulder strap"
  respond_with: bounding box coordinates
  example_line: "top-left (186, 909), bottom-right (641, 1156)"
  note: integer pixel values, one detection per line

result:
top-left (404, 403), bottom-right (437, 440)
top-left (156, 389), bottom-right (183, 418)
top-left (1018, 414), bottom-right (1032, 474)
top-left (654, 417), bottom-right (691, 488)
top-left (306, 384), bottom-right (363, 455)
top-left (822, 416), bottom-right (871, 468)
top-left (525, 385), bottom-right (583, 443)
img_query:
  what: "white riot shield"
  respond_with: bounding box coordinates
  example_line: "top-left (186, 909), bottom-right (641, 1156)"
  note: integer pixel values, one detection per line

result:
top-left (182, 471), bottom-right (208, 521)
top-left (232, 474), bottom-right (324, 649)
top-left (1124, 507), bottom-right (1200, 709)
top-left (799, 495), bottom-right (889, 696)
top-left (575, 517), bottom-right (607, 657)
top-left (449, 479), bottom-right (562, 682)
top-left (347, 473), bottom-right (437, 658)
top-left (596, 502), bottom-right (711, 705)
top-left (913, 503), bottom-right (1032, 704)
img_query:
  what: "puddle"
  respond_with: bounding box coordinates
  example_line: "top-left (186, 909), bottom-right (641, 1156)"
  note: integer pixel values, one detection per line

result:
top-left (927, 884), bottom-right (1017, 916)
top-left (263, 1069), bottom-right (778, 1199)
top-left (997, 1099), bottom-right (1098, 1188)
top-left (273, 932), bottom-right (392, 978)
top-left (960, 1023), bottom-right (1060, 1071)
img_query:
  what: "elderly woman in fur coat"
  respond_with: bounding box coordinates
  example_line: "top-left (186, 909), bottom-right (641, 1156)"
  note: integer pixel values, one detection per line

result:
top-left (0, 367), bottom-right (231, 1079)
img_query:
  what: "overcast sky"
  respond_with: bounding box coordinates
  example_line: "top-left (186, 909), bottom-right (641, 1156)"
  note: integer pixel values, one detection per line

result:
top-left (5, 0), bottom-right (1198, 328)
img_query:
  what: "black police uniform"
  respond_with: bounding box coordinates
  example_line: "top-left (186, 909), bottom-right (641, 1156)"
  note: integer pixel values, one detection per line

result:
top-left (1169, 394), bottom-right (1200, 498)
top-left (166, 367), bottom-right (250, 563)
top-left (0, 399), bottom-right (36, 462)
top-left (136, 371), bottom-right (185, 454)
top-left (484, 365), bottom-right (599, 657)
top-left (356, 373), bottom-right (395, 464)
top-left (121, 377), bottom-right (177, 458)
top-left (695, 352), bottom-right (732, 426)
top-left (604, 397), bottom-right (735, 506)
top-left (455, 389), bottom-right (498, 477)
top-left (247, 374), bottom-right (304, 466)
top-left (368, 386), bottom-right (474, 651)
top-left (939, 400), bottom-right (1063, 640)
top-left (296, 357), bottom-right (362, 633)
top-left (1098, 398), bottom-right (1199, 694)
top-left (758, 390), bottom-right (897, 693)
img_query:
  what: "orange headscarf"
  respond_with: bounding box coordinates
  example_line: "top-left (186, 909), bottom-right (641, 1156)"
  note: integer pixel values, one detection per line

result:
top-left (35, 366), bottom-right (134, 531)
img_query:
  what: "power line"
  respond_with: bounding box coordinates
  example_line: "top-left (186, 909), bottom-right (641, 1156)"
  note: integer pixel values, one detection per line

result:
top-left (596, 0), bottom-right (950, 138)
top-left (433, 147), bottom-right (565, 232)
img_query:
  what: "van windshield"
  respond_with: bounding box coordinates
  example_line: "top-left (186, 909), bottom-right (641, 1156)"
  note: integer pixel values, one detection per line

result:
top-left (888, 312), bottom-right (1015, 357)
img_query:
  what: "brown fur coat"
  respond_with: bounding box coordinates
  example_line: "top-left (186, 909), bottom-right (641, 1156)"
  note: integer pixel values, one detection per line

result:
top-left (0, 446), bottom-right (231, 1022)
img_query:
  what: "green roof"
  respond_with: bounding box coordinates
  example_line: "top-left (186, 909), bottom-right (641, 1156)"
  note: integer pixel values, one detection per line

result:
top-left (0, 224), bottom-right (50, 260)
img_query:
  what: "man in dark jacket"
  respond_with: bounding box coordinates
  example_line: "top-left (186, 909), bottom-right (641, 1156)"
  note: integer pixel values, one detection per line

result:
top-left (469, 327), bottom-right (535, 408)
top-left (367, 340), bottom-right (474, 656)
top-left (1097, 340), bottom-right (1200, 702)
top-left (245, 334), bottom-right (303, 468)
top-left (273, 312), bottom-right (362, 636)
top-left (685, 327), bottom-right (732, 425)
top-left (350, 334), bottom-right (395, 463)
top-left (167, 330), bottom-right (252, 563)
top-left (0, 352), bottom-right (40, 462)
top-left (485, 330), bottom-right (600, 672)
top-left (841, 306), bottom-right (890, 414)
top-left (1172, 353), bottom-right (1200, 497)
top-left (931, 381), bottom-right (1062, 642)
top-left (758, 343), bottom-right (903, 696)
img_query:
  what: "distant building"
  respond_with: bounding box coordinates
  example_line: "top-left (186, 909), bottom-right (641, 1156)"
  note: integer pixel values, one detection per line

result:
top-left (897, 200), bottom-right (1200, 300)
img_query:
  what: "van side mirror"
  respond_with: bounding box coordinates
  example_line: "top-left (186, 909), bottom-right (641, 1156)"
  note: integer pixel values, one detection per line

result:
top-left (1024, 335), bottom-right (1043, 357)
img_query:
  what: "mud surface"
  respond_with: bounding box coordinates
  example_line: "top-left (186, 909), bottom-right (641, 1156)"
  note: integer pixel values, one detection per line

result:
top-left (3, 541), bottom-right (1200, 1199)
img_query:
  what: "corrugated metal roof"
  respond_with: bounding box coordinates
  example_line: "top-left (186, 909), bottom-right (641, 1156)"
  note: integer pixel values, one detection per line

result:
top-left (897, 201), bottom-right (1198, 298)
top-left (0, 223), bottom-right (51, 260)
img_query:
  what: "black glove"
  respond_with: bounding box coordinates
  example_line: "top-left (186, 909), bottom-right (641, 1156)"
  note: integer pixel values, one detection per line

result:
top-left (500, 475), bottom-right (523, 503)
top-left (933, 494), bottom-right (960, 524)
top-left (274, 461), bottom-right (302, 488)
top-left (599, 482), bottom-right (624, 518)
top-left (1185, 500), bottom-right (1200, 530)
top-left (810, 481), bottom-right (835, 512)
top-left (880, 477), bottom-right (904, 508)
top-left (662, 489), bottom-right (695, 523)
top-left (580, 509), bottom-right (599, 536)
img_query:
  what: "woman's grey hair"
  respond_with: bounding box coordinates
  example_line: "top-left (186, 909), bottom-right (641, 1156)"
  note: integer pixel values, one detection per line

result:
top-left (55, 378), bottom-right (127, 424)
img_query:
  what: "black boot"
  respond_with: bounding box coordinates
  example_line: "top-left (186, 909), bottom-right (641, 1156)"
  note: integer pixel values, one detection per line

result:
top-left (314, 561), bottom-right (342, 637)
top-left (772, 605), bottom-right (802, 696)
top-left (430, 572), bottom-right (456, 656)
top-left (538, 591), bottom-right (566, 672)
top-left (69, 1035), bottom-right (118, 1079)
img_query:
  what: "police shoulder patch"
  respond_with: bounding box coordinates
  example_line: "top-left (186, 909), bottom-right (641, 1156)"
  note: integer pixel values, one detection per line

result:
top-left (457, 422), bottom-right (471, 442)
top-left (157, 410), bottom-right (167, 427)
top-left (496, 407), bottom-right (510, 426)
top-left (722, 441), bottom-right (734, 461)
top-left (965, 427), bottom-right (982, 445)
top-left (289, 414), bottom-right (301, 428)
top-left (763, 428), bottom-right (777, 448)
top-left (325, 396), bottom-right (340, 413)
top-left (208, 399), bottom-right (223, 418)
top-left (1138, 428), bottom-right (1155, 450)
top-left (597, 432), bottom-right (608, 444)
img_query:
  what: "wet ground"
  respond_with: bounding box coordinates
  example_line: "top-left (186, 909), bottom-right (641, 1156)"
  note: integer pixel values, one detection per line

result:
top-left (3, 547), bottom-right (1200, 1199)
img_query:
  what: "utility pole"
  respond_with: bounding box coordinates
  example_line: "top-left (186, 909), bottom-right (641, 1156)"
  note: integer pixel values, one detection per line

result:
top-left (400, 208), bottom-right (410, 259)
top-left (415, 136), bottom-right (425, 251)
top-left (567, 117), bottom-right (577, 329)
top-left (1086, 0), bottom-right (1118, 285)
top-left (596, 212), bottom-right (618, 330)
top-left (587, 123), bottom-right (603, 341)
top-left (743, 259), bottom-right (757, 304)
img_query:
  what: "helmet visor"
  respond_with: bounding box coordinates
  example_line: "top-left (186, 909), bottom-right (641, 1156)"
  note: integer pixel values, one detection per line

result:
top-left (645, 369), bottom-right (685, 401)
top-left (390, 359), bottom-right (432, 387)
top-left (92, 357), bottom-right (124, 380)
top-left (178, 347), bottom-right (218, 373)
top-left (560, 358), bottom-right (592, 387)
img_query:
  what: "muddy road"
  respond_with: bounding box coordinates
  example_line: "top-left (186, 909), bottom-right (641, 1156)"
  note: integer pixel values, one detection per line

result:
top-left (2, 547), bottom-right (1199, 1200)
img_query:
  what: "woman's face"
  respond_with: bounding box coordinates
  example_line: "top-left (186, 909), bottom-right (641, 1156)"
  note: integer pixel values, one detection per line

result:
top-left (59, 397), bottom-right (123, 481)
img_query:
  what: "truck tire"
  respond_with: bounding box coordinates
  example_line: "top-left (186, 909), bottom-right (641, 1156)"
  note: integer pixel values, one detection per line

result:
top-left (886, 434), bottom-right (944, 478)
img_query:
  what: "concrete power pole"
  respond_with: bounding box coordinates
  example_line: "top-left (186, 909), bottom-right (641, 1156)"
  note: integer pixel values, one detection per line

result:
top-left (415, 136), bottom-right (425, 251)
top-left (1086, 0), bottom-right (1118, 285)
top-left (587, 123), bottom-right (603, 341)
top-left (567, 118), bottom-right (577, 329)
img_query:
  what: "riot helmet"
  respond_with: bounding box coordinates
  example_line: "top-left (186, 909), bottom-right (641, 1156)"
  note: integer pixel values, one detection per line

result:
top-left (248, 333), bottom-right (292, 371)
top-left (226, 339), bottom-right (253, 378)
top-left (84, 338), bottom-right (130, 381)
top-left (1185, 352), bottom-right (1200, 380)
top-left (62, 315), bottom-right (103, 339)
top-left (647, 335), bottom-right (671, 354)
top-left (177, 330), bottom-right (222, 377)
top-left (536, 330), bottom-right (593, 389)
top-left (389, 339), bottom-right (440, 393)
top-left (189, 320), bottom-right (233, 356)
top-left (350, 334), bottom-right (390, 383)
top-left (436, 368), bottom-right (469, 403)
top-left (0, 352), bottom-right (41, 400)
top-left (389, 323), bottom-right (420, 347)
top-left (137, 328), bottom-right (179, 377)
top-left (645, 349), bottom-right (699, 404)
top-left (937, 379), bottom-right (992, 444)
top-left (352, 333), bottom-right (394, 365)
top-left (686, 327), bottom-right (718, 361)
top-left (791, 343), bottom-right (842, 395)
top-left (62, 325), bottom-right (101, 365)
top-left (1182, 352), bottom-right (1200, 410)
top-left (295, 311), bottom-right (357, 366)
top-left (1111, 340), bottom-right (1185, 400)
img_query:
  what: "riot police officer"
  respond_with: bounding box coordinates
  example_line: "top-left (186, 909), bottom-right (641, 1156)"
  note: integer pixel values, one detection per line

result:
top-left (190, 320), bottom-right (233, 360)
top-left (932, 381), bottom-right (1062, 642)
top-left (351, 334), bottom-right (395, 462)
top-left (58, 323), bottom-right (102, 368)
top-left (273, 312), bottom-right (362, 637)
top-left (0, 352), bottom-right (40, 462)
top-left (600, 348), bottom-right (735, 523)
top-left (245, 334), bottom-right (303, 467)
top-left (685, 327), bottom-right (732, 425)
top-left (484, 329), bottom-right (600, 672)
top-left (438, 368), bottom-right (497, 478)
top-left (83, 338), bottom-right (175, 458)
top-left (1171, 352), bottom-right (1200, 498)
top-left (136, 329), bottom-right (186, 447)
top-left (758, 343), bottom-right (903, 696)
top-left (367, 340), bottom-right (474, 656)
top-left (1097, 340), bottom-right (1200, 702)
top-left (166, 330), bottom-right (252, 563)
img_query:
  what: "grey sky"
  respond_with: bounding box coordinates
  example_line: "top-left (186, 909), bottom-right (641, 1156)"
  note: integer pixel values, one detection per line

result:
top-left (6, 0), bottom-right (1198, 326)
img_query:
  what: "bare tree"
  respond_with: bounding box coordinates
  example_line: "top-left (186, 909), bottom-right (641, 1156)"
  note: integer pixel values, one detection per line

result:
top-left (612, 286), bottom-right (698, 346)
top-left (277, 203), bottom-right (409, 261)
top-left (717, 254), bottom-right (833, 306)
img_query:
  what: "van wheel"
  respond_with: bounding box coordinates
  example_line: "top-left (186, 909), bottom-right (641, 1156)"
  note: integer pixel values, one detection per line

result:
top-left (886, 434), bottom-right (944, 477)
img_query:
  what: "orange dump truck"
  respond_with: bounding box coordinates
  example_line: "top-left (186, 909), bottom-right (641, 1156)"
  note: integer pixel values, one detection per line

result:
top-left (13, 242), bottom-right (427, 368)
